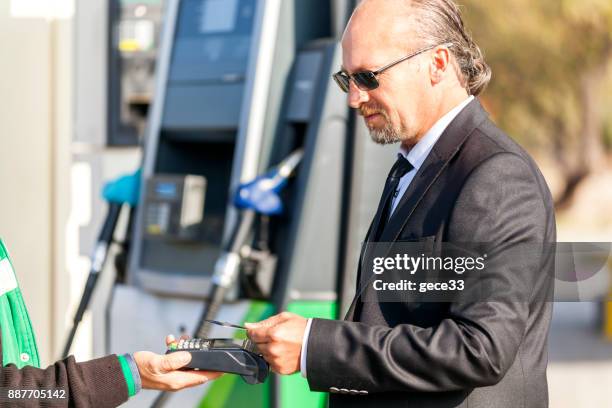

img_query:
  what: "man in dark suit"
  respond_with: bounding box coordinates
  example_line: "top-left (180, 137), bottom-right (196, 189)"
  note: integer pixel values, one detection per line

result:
top-left (247, 0), bottom-right (556, 407)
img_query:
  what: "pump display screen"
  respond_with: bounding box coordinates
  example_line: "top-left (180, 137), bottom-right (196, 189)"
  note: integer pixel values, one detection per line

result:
top-left (154, 182), bottom-right (178, 199)
top-left (169, 0), bottom-right (256, 81)
top-left (200, 0), bottom-right (238, 33)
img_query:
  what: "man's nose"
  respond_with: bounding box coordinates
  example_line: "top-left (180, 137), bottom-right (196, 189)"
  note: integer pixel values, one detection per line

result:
top-left (348, 81), bottom-right (369, 109)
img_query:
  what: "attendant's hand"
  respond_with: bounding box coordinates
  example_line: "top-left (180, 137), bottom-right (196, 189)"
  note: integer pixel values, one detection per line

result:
top-left (245, 312), bottom-right (308, 375)
top-left (133, 335), bottom-right (223, 391)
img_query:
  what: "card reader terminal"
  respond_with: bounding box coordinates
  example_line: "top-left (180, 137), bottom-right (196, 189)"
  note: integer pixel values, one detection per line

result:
top-left (166, 338), bottom-right (269, 384)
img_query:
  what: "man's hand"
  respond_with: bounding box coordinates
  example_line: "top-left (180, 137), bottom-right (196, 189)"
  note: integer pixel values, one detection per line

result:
top-left (133, 335), bottom-right (223, 391)
top-left (245, 312), bottom-right (308, 375)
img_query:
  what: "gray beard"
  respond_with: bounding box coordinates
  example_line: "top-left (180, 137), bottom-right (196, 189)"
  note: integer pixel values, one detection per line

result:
top-left (368, 123), bottom-right (404, 145)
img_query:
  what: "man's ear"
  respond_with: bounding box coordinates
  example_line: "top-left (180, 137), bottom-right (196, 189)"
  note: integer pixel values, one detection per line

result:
top-left (429, 46), bottom-right (451, 84)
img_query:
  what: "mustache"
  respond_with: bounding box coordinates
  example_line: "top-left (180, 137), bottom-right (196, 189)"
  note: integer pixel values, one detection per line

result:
top-left (358, 105), bottom-right (387, 118)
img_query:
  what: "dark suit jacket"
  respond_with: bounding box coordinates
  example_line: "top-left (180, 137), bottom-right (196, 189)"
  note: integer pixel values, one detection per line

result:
top-left (0, 330), bottom-right (129, 407)
top-left (306, 100), bottom-right (556, 408)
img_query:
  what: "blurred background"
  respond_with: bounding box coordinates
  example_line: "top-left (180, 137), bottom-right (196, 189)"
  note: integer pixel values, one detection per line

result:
top-left (0, 0), bottom-right (610, 407)
top-left (463, 2), bottom-right (612, 407)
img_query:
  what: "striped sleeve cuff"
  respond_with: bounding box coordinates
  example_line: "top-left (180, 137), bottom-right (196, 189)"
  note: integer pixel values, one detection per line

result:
top-left (117, 354), bottom-right (142, 397)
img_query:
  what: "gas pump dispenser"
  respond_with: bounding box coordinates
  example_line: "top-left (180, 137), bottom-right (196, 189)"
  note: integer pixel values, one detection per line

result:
top-left (126, 0), bottom-right (332, 297)
top-left (108, 0), bottom-right (339, 406)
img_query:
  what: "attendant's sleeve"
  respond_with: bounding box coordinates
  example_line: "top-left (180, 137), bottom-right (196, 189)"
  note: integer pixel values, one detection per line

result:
top-left (0, 330), bottom-right (136, 407)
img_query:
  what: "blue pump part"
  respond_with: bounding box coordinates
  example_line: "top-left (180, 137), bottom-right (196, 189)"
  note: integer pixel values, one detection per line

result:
top-left (234, 170), bottom-right (287, 215)
top-left (234, 149), bottom-right (303, 215)
top-left (102, 169), bottom-right (141, 207)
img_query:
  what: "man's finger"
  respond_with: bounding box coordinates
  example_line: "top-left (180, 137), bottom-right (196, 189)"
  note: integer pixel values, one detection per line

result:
top-left (246, 325), bottom-right (271, 343)
top-left (160, 351), bottom-right (192, 372)
top-left (254, 342), bottom-right (272, 357)
top-left (245, 312), bottom-right (287, 329)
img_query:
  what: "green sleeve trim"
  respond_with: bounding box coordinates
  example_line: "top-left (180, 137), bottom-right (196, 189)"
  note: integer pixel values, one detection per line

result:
top-left (117, 355), bottom-right (136, 397)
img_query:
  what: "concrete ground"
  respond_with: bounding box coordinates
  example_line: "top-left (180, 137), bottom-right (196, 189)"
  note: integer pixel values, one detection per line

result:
top-left (548, 302), bottom-right (612, 407)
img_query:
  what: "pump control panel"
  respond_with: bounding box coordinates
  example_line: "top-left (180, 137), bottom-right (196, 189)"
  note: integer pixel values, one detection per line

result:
top-left (144, 174), bottom-right (206, 241)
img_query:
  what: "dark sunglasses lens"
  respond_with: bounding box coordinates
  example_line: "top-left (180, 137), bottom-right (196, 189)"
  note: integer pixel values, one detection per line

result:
top-left (333, 72), bottom-right (350, 92)
top-left (353, 71), bottom-right (379, 90)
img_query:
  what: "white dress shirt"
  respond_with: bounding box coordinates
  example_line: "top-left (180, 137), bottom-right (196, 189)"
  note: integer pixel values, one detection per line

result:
top-left (300, 95), bottom-right (475, 378)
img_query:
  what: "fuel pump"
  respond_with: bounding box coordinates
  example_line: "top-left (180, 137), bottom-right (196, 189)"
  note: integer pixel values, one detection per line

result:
top-left (61, 170), bottom-right (140, 358)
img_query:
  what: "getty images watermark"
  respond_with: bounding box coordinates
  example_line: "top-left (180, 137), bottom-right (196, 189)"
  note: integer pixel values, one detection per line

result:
top-left (358, 241), bottom-right (611, 303)
top-left (371, 251), bottom-right (487, 293)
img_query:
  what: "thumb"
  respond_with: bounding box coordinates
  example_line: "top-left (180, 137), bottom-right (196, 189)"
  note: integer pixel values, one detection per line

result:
top-left (160, 351), bottom-right (192, 372)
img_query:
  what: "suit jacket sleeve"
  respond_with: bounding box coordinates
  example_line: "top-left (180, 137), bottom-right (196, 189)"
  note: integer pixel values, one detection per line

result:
top-left (0, 331), bottom-right (129, 408)
top-left (306, 152), bottom-right (553, 393)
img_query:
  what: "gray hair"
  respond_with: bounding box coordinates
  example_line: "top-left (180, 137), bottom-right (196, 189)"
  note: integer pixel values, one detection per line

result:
top-left (408, 0), bottom-right (491, 96)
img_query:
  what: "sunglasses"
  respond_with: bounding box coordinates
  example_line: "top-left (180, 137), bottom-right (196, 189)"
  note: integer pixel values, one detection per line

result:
top-left (332, 43), bottom-right (449, 93)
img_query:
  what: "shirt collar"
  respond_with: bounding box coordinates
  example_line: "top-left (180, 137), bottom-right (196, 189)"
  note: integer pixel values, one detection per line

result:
top-left (399, 95), bottom-right (475, 170)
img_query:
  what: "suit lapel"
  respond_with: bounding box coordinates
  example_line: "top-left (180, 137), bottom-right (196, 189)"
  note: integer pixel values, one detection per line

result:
top-left (344, 223), bottom-right (373, 320)
top-left (344, 297), bottom-right (358, 321)
top-left (368, 177), bottom-right (395, 243)
top-left (379, 99), bottom-right (489, 242)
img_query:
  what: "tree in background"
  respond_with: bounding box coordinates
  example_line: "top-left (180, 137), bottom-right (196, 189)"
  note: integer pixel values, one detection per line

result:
top-left (462, 0), bottom-right (612, 208)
